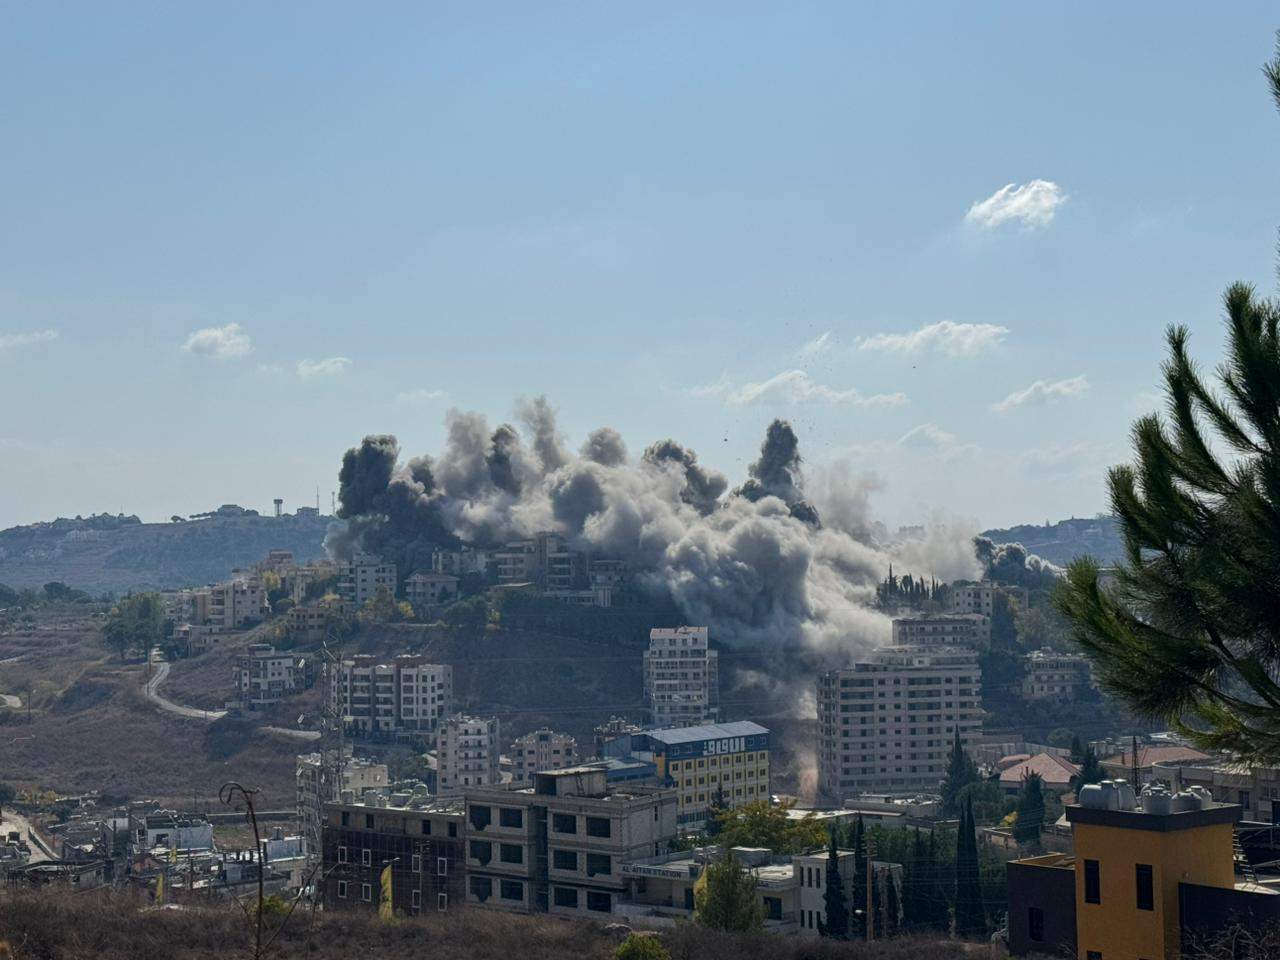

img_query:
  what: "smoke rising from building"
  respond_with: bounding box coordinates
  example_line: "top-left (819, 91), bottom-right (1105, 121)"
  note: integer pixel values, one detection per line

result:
top-left (327, 397), bottom-right (981, 658)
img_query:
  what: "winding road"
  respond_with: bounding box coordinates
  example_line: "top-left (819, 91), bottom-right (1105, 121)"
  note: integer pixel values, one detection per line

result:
top-left (140, 657), bottom-right (318, 740)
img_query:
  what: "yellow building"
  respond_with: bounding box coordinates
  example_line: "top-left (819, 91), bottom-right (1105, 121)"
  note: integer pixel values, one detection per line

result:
top-left (1006, 782), bottom-right (1273, 960)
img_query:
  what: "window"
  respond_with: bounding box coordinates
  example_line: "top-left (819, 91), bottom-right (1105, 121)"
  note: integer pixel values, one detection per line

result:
top-left (499, 807), bottom-right (524, 829)
top-left (586, 890), bottom-right (611, 912)
top-left (337, 880), bottom-right (348, 899)
top-left (554, 886), bottom-right (578, 908)
top-left (1136, 863), bottom-right (1154, 911)
top-left (586, 853), bottom-right (611, 877)
top-left (338, 845), bottom-right (348, 863)
top-left (585, 816), bottom-right (611, 838)
top-left (361, 849), bottom-right (371, 867)
top-left (500, 879), bottom-right (524, 901)
top-left (1086, 953), bottom-right (1102, 960)
top-left (552, 813), bottom-right (577, 834)
top-left (421, 819), bottom-right (432, 835)
top-left (412, 889), bottom-right (421, 910)
top-left (340, 811), bottom-right (350, 827)
top-left (469, 876), bottom-right (493, 902)
top-left (437, 857), bottom-right (448, 876)
top-left (365, 814), bottom-right (375, 830)
top-left (469, 805), bottom-right (491, 831)
top-left (361, 883), bottom-right (372, 902)
top-left (470, 840), bottom-right (492, 865)
top-left (448, 822), bottom-right (457, 838)
top-left (1084, 860), bottom-right (1101, 904)
top-left (1027, 907), bottom-right (1044, 942)
top-left (411, 854), bottom-right (422, 873)
top-left (500, 843), bottom-right (524, 864)
top-left (437, 893), bottom-right (448, 912)
top-left (553, 849), bottom-right (578, 871)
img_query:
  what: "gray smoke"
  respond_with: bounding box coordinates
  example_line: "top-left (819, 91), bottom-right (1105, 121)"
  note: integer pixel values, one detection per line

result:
top-left (581, 427), bottom-right (628, 467)
top-left (329, 398), bottom-right (978, 658)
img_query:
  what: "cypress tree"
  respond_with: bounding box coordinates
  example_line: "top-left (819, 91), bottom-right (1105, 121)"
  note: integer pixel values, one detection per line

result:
top-left (849, 816), bottom-right (867, 937)
top-left (1013, 771), bottom-right (1046, 847)
top-left (953, 800), bottom-right (985, 939)
top-left (883, 869), bottom-right (900, 938)
top-left (817, 826), bottom-right (848, 939)
top-left (940, 728), bottom-right (978, 817)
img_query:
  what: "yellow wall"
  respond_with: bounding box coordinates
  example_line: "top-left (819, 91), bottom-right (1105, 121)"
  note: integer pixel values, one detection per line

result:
top-left (1072, 821), bottom-right (1235, 960)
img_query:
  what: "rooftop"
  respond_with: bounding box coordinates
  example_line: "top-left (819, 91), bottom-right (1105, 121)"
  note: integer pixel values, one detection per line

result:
top-left (643, 721), bottom-right (769, 744)
top-left (999, 752), bottom-right (1080, 787)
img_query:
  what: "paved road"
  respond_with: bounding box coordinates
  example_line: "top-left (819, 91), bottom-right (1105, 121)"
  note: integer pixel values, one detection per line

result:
top-left (261, 725), bottom-right (321, 741)
top-left (0, 694), bottom-right (19, 709)
top-left (1, 809), bottom-right (51, 863)
top-left (142, 660), bottom-right (227, 721)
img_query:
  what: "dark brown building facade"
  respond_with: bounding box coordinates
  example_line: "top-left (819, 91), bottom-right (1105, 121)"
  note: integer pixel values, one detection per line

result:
top-left (321, 798), bottom-right (465, 915)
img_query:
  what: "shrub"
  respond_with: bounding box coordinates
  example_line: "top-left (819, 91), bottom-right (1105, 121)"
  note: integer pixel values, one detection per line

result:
top-left (615, 933), bottom-right (670, 960)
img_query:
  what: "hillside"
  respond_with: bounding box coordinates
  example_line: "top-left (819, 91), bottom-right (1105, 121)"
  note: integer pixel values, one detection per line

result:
top-left (981, 515), bottom-right (1123, 567)
top-left (0, 891), bottom-right (985, 960)
top-left (0, 511), bottom-right (332, 594)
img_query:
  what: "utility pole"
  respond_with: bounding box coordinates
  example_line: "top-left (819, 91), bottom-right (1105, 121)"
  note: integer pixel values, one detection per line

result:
top-left (866, 837), bottom-right (876, 942)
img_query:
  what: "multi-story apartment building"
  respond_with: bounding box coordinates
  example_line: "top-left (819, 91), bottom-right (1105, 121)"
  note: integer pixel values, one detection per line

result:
top-left (431, 546), bottom-right (491, 577)
top-left (1020, 649), bottom-right (1092, 703)
top-left (816, 646), bottom-right (982, 801)
top-left (328, 655), bottom-right (452, 736)
top-left (950, 581), bottom-right (1028, 617)
top-left (320, 790), bottom-right (464, 916)
top-left (890, 613), bottom-right (989, 647)
top-left (403, 572), bottom-right (460, 613)
top-left (643, 626), bottom-right (719, 728)
top-left (338, 552), bottom-right (397, 608)
top-left (234, 643), bottom-right (307, 710)
top-left (463, 768), bottom-right (677, 917)
top-left (296, 753), bottom-right (389, 855)
top-left (605, 721), bottom-right (771, 832)
top-left (510, 728), bottom-right (578, 783)
top-left (287, 598), bottom-right (343, 645)
top-left (593, 716), bottom-right (643, 759)
top-left (437, 715), bottom-right (501, 796)
top-left (208, 578), bottom-right (268, 629)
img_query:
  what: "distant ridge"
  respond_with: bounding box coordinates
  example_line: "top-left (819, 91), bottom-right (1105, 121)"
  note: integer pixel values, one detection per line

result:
top-left (980, 515), bottom-right (1122, 567)
top-left (0, 509), bottom-right (331, 594)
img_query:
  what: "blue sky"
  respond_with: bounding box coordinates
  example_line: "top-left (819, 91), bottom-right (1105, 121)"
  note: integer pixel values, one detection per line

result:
top-left (2, 2), bottom-right (1279, 531)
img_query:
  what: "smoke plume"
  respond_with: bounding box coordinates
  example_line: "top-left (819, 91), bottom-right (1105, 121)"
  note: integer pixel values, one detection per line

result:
top-left (328, 398), bottom-right (979, 659)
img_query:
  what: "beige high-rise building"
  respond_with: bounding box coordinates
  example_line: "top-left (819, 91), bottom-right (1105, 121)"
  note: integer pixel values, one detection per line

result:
top-left (816, 646), bottom-right (981, 801)
top-left (438, 715), bottom-right (501, 796)
top-left (338, 552), bottom-right (397, 608)
top-left (296, 752), bottom-right (389, 855)
top-left (643, 626), bottom-right (719, 729)
top-left (510, 728), bottom-right (578, 783)
top-left (328, 654), bottom-right (452, 735)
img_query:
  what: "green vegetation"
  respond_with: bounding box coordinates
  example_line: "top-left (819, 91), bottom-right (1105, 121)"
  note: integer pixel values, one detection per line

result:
top-left (952, 801), bottom-right (984, 939)
top-left (695, 847), bottom-right (764, 933)
top-left (1012, 772), bottom-right (1045, 847)
top-left (710, 799), bottom-right (827, 854)
top-left (101, 592), bottom-right (165, 660)
top-left (939, 729), bottom-right (979, 818)
top-left (614, 933), bottom-right (670, 960)
top-left (817, 827), bottom-right (849, 940)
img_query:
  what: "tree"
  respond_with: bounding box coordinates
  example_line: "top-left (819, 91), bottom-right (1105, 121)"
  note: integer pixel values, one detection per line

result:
top-left (848, 816), bottom-right (866, 938)
top-left (1046, 727), bottom-right (1075, 750)
top-left (1071, 747), bottom-right (1105, 793)
top-left (940, 728), bottom-right (979, 817)
top-left (953, 800), bottom-right (985, 938)
top-left (882, 868), bottom-right (900, 938)
top-left (1013, 772), bottom-right (1046, 847)
top-left (614, 933), bottom-right (670, 960)
top-left (695, 848), bottom-right (763, 933)
top-left (101, 592), bottom-right (165, 660)
top-left (1054, 39), bottom-right (1280, 765)
top-left (713, 799), bottom-right (825, 854)
top-left (0, 782), bottom-right (15, 819)
top-left (816, 827), bottom-right (848, 939)
top-left (1069, 734), bottom-right (1085, 763)
top-left (356, 586), bottom-right (413, 625)
top-left (705, 786), bottom-right (728, 837)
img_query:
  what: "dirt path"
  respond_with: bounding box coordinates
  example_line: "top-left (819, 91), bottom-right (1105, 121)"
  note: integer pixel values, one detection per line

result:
top-left (0, 809), bottom-right (51, 863)
top-left (141, 659), bottom-right (227, 721)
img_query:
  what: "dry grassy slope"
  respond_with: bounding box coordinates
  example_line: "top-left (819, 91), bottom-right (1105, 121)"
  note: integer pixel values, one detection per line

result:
top-left (0, 891), bottom-right (989, 960)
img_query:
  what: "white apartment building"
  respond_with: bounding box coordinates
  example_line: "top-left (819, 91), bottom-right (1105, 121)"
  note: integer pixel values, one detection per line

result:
top-left (816, 645), bottom-right (982, 801)
top-left (890, 613), bottom-right (989, 647)
top-left (338, 552), bottom-right (397, 608)
top-left (950, 581), bottom-right (1028, 618)
top-left (510, 728), bottom-right (578, 783)
top-left (404, 571), bottom-right (460, 612)
top-left (295, 752), bottom-right (389, 856)
top-left (328, 654), bottom-right (453, 735)
top-left (431, 546), bottom-right (491, 577)
top-left (235, 643), bottom-right (305, 710)
top-left (494, 532), bottom-right (583, 591)
top-left (1021, 649), bottom-right (1092, 703)
top-left (643, 626), bottom-right (720, 729)
top-left (438, 715), bottom-right (501, 796)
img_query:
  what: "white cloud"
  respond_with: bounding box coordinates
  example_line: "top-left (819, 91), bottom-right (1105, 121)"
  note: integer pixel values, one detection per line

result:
top-left (796, 331), bottom-right (834, 360)
top-left (993, 375), bottom-right (1090, 412)
top-left (726, 369), bottom-right (907, 408)
top-left (897, 423), bottom-right (956, 449)
top-left (0, 329), bottom-right (59, 352)
top-left (297, 357), bottom-right (352, 379)
top-left (965, 179), bottom-right (1067, 230)
top-left (690, 372), bottom-right (734, 399)
top-left (857, 320), bottom-right (1008, 357)
top-left (396, 388), bottom-right (446, 405)
top-left (181, 322), bottom-right (251, 359)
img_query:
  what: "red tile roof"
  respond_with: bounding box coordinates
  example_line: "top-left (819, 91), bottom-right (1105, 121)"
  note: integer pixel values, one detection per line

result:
top-left (998, 752), bottom-right (1080, 787)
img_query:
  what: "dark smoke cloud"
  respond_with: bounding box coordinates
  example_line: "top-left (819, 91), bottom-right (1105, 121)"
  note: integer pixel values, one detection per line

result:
top-left (736, 419), bottom-right (821, 526)
top-left (641, 440), bottom-right (728, 516)
top-left (327, 397), bottom-right (977, 656)
top-left (973, 536), bottom-right (1063, 586)
top-left (581, 427), bottom-right (628, 467)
